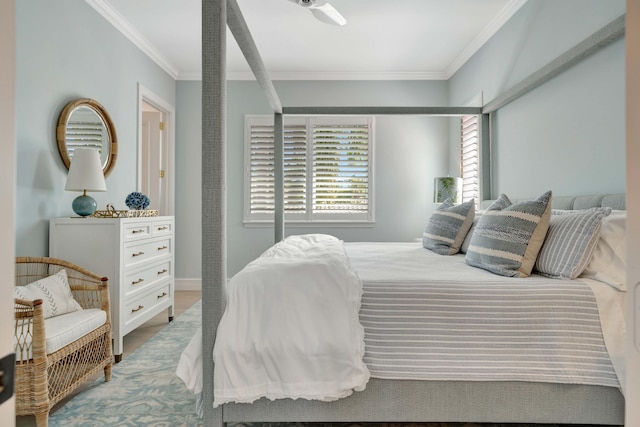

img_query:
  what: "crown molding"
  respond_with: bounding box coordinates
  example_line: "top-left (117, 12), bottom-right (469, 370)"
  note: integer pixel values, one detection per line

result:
top-left (444, 0), bottom-right (528, 79)
top-left (84, 0), bottom-right (179, 79)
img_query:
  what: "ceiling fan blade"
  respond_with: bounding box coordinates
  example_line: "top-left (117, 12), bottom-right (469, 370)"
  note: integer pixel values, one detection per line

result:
top-left (309, 3), bottom-right (347, 26)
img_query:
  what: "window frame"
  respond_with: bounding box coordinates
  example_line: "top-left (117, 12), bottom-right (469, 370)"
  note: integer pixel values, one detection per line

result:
top-left (243, 114), bottom-right (375, 226)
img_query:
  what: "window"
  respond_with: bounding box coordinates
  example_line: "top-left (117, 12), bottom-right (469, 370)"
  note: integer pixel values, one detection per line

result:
top-left (460, 114), bottom-right (479, 205)
top-left (244, 115), bottom-right (374, 224)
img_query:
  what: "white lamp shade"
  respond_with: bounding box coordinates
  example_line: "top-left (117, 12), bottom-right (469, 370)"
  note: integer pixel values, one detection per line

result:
top-left (65, 148), bottom-right (107, 192)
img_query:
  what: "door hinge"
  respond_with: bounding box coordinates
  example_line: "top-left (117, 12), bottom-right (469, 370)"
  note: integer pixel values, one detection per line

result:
top-left (0, 353), bottom-right (15, 405)
top-left (159, 121), bottom-right (166, 131)
top-left (159, 169), bottom-right (165, 178)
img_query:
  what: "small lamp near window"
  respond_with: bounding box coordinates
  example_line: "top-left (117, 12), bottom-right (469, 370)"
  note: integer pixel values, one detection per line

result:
top-left (65, 148), bottom-right (106, 217)
top-left (434, 176), bottom-right (462, 204)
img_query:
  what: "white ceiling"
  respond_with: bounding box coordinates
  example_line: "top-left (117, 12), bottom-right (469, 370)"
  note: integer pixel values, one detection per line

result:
top-left (87, 0), bottom-right (527, 81)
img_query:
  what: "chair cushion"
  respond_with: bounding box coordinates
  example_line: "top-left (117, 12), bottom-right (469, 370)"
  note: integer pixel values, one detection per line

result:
top-left (15, 308), bottom-right (107, 361)
top-left (13, 269), bottom-right (82, 319)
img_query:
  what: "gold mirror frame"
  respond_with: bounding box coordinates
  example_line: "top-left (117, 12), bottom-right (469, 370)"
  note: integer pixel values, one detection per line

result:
top-left (56, 98), bottom-right (118, 177)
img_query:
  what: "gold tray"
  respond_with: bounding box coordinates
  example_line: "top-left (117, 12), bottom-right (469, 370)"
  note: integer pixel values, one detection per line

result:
top-left (92, 209), bottom-right (159, 218)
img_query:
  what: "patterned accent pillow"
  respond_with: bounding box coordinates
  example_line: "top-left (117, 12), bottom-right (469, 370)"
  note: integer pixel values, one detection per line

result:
top-left (13, 269), bottom-right (82, 319)
top-left (423, 199), bottom-right (475, 255)
top-left (465, 190), bottom-right (552, 277)
top-left (535, 207), bottom-right (612, 279)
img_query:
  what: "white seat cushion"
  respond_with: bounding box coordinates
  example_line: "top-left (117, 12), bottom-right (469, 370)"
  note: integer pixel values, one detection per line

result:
top-left (15, 308), bottom-right (107, 361)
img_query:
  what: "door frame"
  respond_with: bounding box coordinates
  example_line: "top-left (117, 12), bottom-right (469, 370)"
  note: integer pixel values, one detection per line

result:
top-left (0, 0), bottom-right (16, 421)
top-left (137, 83), bottom-right (175, 216)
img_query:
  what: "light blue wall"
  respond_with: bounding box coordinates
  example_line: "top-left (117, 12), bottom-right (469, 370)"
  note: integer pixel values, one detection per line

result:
top-left (15, 0), bottom-right (175, 257)
top-left (176, 80), bottom-right (450, 277)
top-left (175, 81), bottom-right (202, 280)
top-left (17, 0), bottom-right (627, 282)
top-left (448, 0), bottom-right (626, 199)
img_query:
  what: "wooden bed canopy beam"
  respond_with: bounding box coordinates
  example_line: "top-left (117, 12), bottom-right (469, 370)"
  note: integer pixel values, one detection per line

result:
top-left (282, 106), bottom-right (483, 116)
top-left (226, 0), bottom-right (282, 113)
top-left (483, 14), bottom-right (625, 114)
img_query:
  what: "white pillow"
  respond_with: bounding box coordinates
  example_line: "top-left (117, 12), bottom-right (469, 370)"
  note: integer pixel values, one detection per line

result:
top-left (580, 210), bottom-right (626, 290)
top-left (14, 269), bottom-right (83, 318)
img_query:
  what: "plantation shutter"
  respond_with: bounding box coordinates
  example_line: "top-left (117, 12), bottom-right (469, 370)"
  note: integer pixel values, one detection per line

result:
top-left (248, 121), bottom-right (307, 218)
top-left (244, 115), bottom-right (373, 223)
top-left (460, 115), bottom-right (479, 205)
top-left (312, 119), bottom-right (370, 220)
top-left (66, 119), bottom-right (105, 158)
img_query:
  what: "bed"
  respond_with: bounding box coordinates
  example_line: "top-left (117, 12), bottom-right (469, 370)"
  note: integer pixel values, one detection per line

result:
top-left (178, 193), bottom-right (627, 425)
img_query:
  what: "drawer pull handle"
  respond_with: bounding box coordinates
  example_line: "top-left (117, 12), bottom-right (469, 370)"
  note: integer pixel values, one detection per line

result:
top-left (157, 292), bottom-right (168, 299)
top-left (132, 251), bottom-right (145, 257)
top-left (158, 226), bottom-right (168, 231)
top-left (132, 278), bottom-right (144, 285)
top-left (131, 305), bottom-right (144, 313)
top-left (157, 246), bottom-right (168, 251)
top-left (132, 229), bottom-right (145, 234)
top-left (157, 269), bottom-right (168, 275)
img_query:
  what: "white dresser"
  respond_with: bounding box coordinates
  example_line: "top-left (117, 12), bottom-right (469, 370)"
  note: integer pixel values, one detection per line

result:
top-left (49, 216), bottom-right (175, 362)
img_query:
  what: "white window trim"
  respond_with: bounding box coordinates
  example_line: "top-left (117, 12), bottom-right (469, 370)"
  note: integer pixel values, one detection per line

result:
top-left (243, 114), bottom-right (375, 226)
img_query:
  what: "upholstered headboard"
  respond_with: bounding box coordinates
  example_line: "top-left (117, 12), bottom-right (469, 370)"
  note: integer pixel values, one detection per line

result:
top-left (480, 194), bottom-right (626, 210)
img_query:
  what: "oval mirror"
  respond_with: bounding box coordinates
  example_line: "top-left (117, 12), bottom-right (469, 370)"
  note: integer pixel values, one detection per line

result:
top-left (56, 98), bottom-right (118, 177)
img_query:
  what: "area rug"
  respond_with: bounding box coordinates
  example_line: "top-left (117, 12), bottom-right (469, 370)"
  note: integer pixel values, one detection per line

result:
top-left (48, 300), bottom-right (203, 427)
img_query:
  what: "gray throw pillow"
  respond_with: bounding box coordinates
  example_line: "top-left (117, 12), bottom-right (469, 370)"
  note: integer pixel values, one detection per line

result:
top-left (535, 207), bottom-right (612, 279)
top-left (465, 190), bottom-right (552, 277)
top-left (422, 199), bottom-right (475, 255)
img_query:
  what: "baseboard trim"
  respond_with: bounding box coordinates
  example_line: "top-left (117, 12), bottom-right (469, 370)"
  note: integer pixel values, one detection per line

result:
top-left (175, 278), bottom-right (202, 291)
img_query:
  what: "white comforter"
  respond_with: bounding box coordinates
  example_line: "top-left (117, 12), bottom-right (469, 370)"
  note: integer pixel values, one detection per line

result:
top-left (177, 234), bottom-right (370, 408)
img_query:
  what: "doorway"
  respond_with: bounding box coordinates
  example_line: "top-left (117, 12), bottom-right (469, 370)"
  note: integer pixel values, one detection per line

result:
top-left (137, 84), bottom-right (175, 216)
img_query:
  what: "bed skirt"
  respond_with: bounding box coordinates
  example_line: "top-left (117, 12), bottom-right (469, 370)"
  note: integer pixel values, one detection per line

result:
top-left (222, 379), bottom-right (624, 425)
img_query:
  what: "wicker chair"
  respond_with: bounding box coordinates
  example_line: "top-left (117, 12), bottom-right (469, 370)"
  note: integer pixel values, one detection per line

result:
top-left (14, 257), bottom-right (113, 427)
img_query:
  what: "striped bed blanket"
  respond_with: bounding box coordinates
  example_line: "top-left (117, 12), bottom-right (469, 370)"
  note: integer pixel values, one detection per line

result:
top-left (345, 241), bottom-right (623, 389)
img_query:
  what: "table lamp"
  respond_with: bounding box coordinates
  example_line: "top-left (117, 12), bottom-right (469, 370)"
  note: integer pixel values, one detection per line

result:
top-left (65, 148), bottom-right (107, 216)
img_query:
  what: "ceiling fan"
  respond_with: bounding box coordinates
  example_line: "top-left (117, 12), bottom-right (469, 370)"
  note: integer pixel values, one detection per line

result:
top-left (289, 0), bottom-right (347, 26)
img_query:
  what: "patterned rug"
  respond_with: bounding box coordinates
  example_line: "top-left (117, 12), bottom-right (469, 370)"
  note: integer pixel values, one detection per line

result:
top-left (48, 300), bottom-right (203, 427)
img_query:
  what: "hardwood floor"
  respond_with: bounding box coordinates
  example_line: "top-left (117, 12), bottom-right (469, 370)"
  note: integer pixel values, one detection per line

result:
top-left (16, 290), bottom-right (202, 427)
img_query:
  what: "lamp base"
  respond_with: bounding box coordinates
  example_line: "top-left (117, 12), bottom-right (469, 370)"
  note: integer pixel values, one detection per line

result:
top-left (72, 194), bottom-right (97, 217)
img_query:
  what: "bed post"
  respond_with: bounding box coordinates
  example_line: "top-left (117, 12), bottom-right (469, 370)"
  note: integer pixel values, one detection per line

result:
top-left (202, 0), bottom-right (226, 425)
top-left (274, 113), bottom-right (284, 242)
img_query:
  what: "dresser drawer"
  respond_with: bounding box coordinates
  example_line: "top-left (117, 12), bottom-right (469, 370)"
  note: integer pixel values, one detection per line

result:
top-left (123, 259), bottom-right (172, 297)
top-left (124, 237), bottom-right (172, 268)
top-left (152, 221), bottom-right (173, 237)
top-left (123, 223), bottom-right (152, 241)
top-left (124, 282), bottom-right (172, 327)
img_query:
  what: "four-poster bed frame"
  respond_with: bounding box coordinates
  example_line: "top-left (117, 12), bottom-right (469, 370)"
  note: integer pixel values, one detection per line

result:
top-left (201, 1), bottom-right (626, 425)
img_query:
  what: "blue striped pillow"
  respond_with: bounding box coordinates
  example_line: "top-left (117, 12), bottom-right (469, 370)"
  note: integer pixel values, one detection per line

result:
top-left (465, 191), bottom-right (552, 277)
top-left (422, 199), bottom-right (475, 255)
top-left (535, 207), bottom-right (612, 279)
